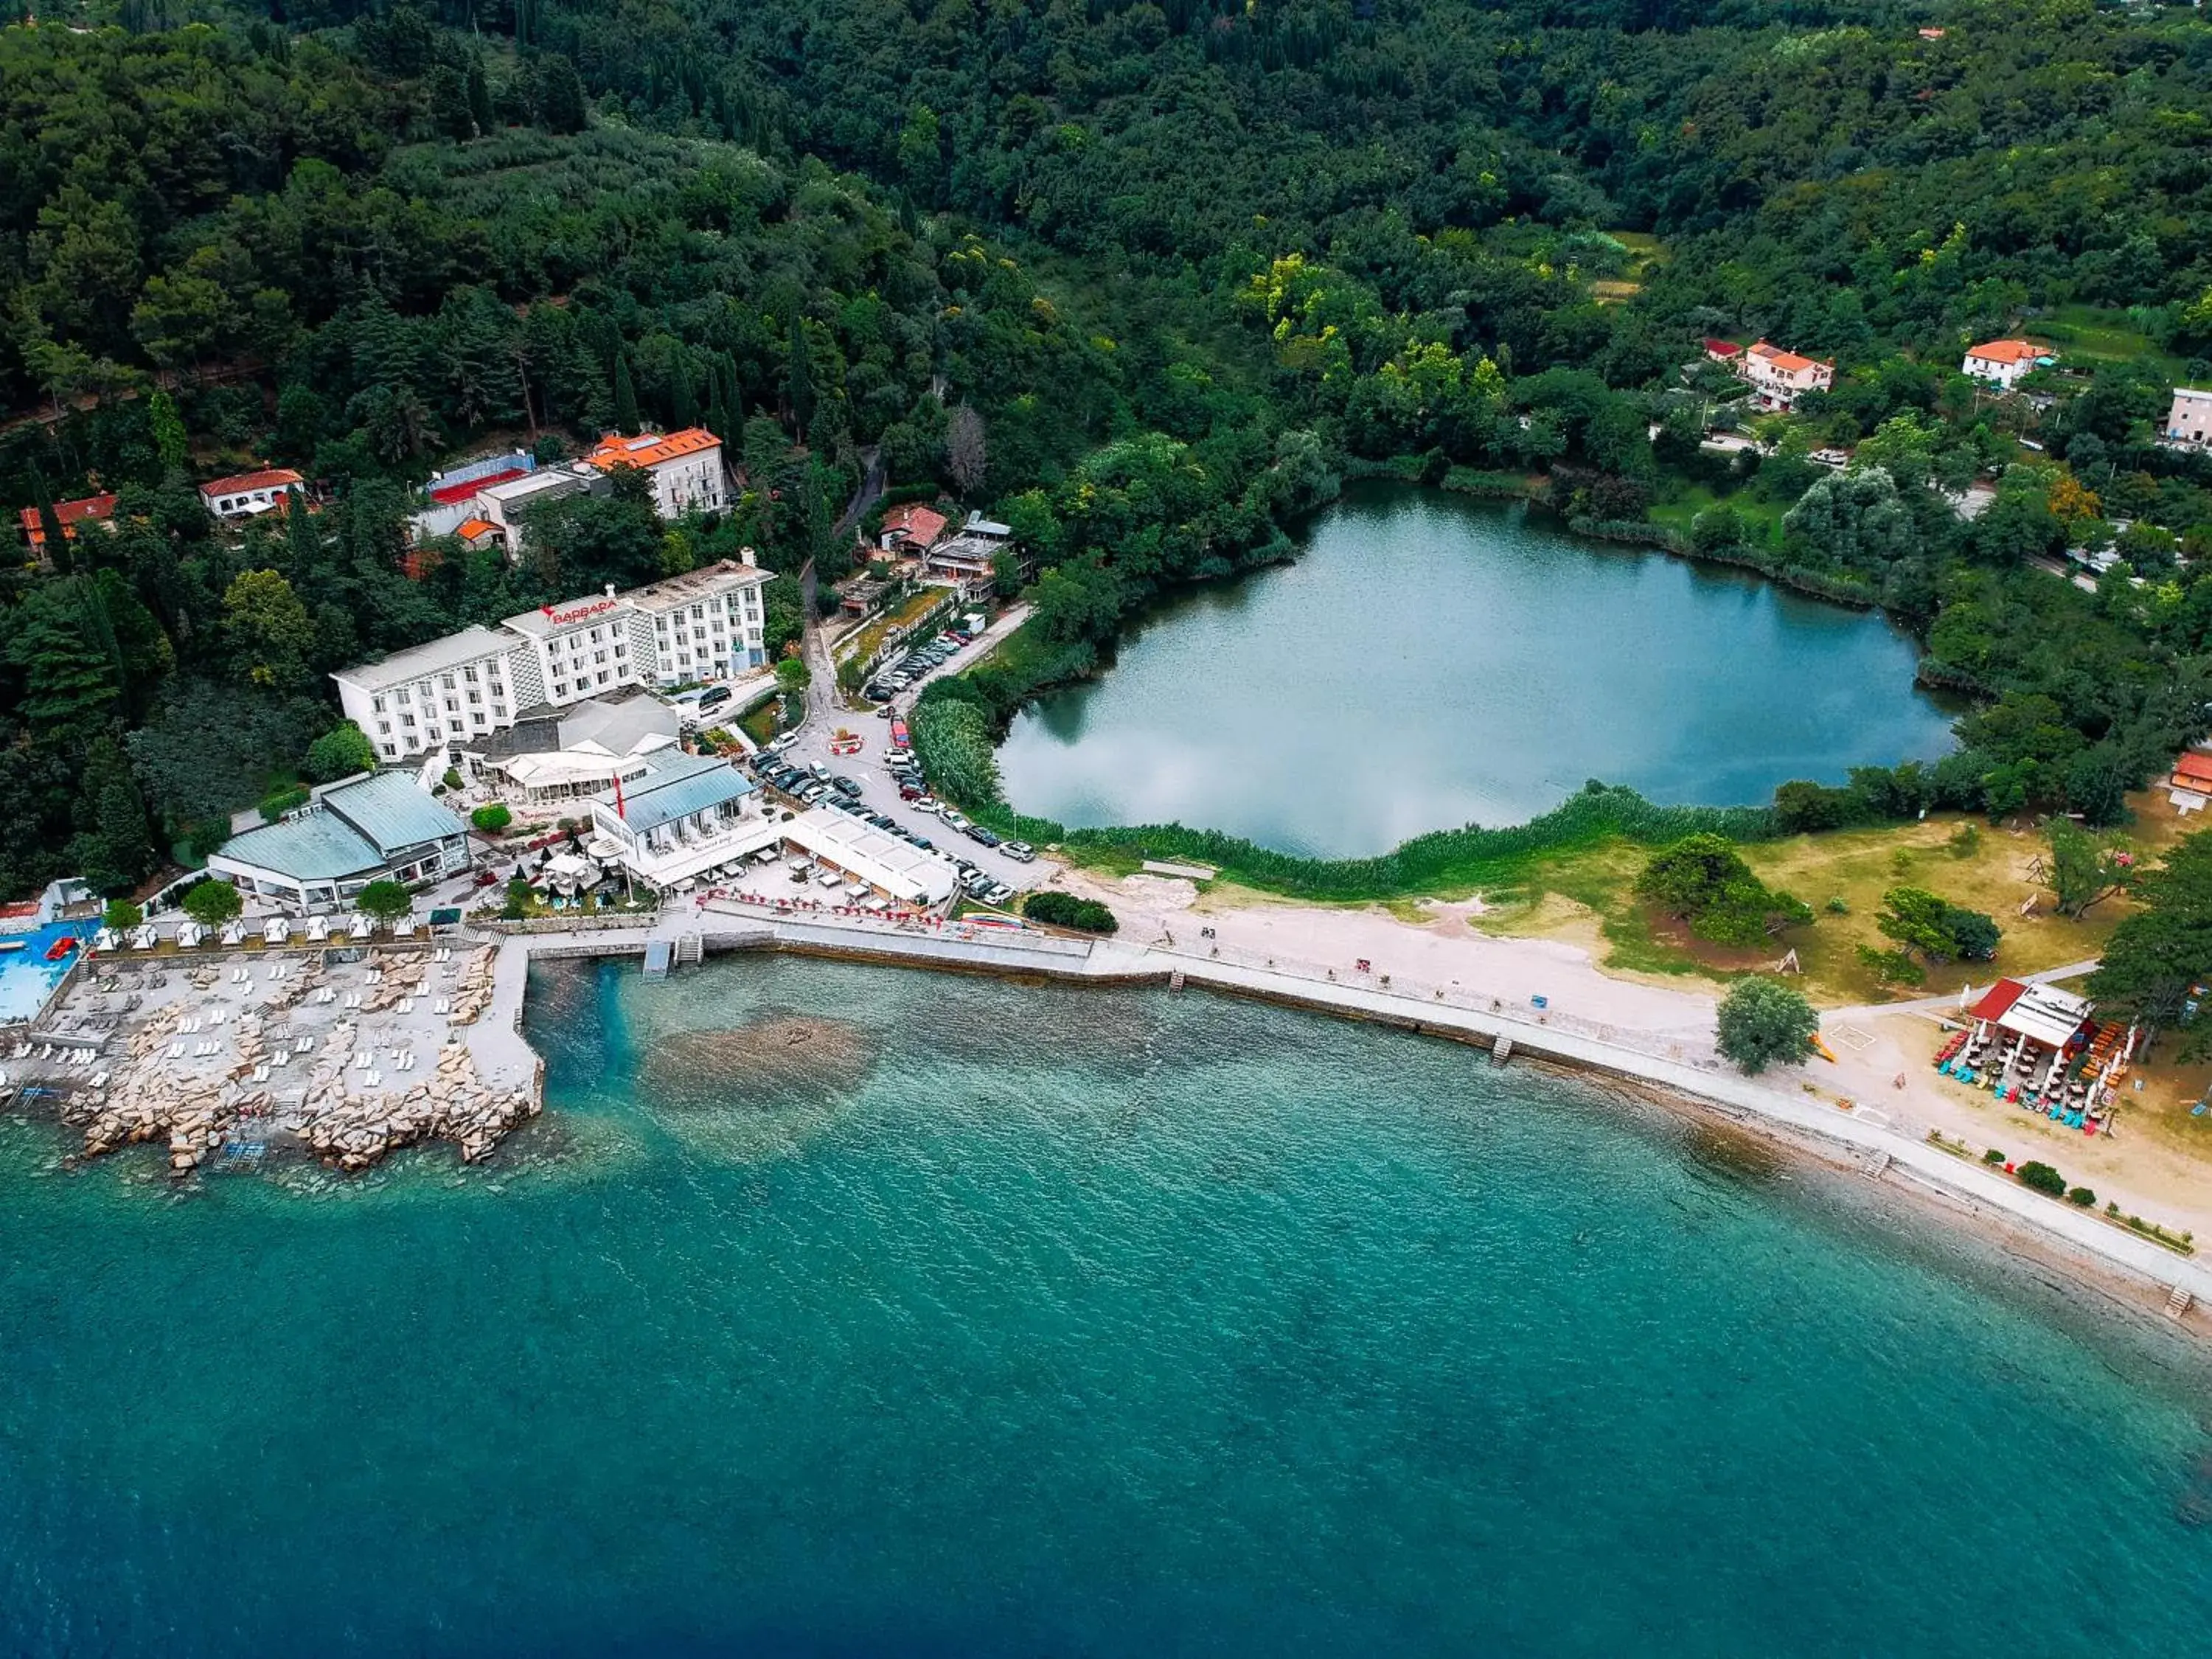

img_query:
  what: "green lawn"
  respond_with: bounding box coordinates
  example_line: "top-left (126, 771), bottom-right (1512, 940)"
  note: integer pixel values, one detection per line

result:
top-left (2037, 305), bottom-right (2192, 379)
top-left (1647, 483), bottom-right (1787, 547)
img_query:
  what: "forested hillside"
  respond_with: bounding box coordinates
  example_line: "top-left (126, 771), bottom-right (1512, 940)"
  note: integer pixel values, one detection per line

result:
top-left (4, 0), bottom-right (2212, 898)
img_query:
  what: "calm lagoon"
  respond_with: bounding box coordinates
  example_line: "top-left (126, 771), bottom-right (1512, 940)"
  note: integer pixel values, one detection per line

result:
top-left (998, 484), bottom-right (1959, 857)
top-left (4, 956), bottom-right (2211, 1656)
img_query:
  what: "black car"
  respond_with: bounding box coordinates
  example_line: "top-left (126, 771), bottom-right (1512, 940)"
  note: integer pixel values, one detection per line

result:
top-left (831, 776), bottom-right (863, 798)
top-left (698, 684), bottom-right (732, 709)
top-left (962, 824), bottom-right (1001, 847)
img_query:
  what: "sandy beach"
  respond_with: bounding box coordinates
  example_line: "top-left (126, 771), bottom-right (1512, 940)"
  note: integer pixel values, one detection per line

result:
top-left (1041, 862), bottom-right (2212, 1256)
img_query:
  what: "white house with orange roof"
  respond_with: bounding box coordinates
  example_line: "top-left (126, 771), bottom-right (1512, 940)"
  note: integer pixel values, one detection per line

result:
top-left (1739, 341), bottom-right (1834, 409)
top-left (200, 467), bottom-right (306, 520)
top-left (580, 428), bottom-right (728, 518)
top-left (1961, 338), bottom-right (2056, 390)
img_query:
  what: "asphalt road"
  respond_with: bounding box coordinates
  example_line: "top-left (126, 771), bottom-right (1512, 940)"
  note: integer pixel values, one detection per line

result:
top-left (767, 603), bottom-right (1040, 898)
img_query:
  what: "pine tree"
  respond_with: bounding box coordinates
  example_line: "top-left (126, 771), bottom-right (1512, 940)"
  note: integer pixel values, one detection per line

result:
top-left (612, 352), bottom-right (641, 436)
top-left (786, 315), bottom-right (815, 437)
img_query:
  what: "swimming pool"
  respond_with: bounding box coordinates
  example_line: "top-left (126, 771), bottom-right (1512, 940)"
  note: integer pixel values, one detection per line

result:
top-left (0, 922), bottom-right (90, 1023)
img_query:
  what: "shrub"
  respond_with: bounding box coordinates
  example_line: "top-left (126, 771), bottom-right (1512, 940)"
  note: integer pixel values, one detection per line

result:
top-left (2107, 1200), bottom-right (2121, 1217)
top-left (471, 803), bottom-right (512, 834)
top-left (103, 898), bottom-right (144, 931)
top-left (1983, 1147), bottom-right (2006, 1166)
top-left (2016, 1161), bottom-right (2067, 1197)
top-left (442, 768), bottom-right (463, 791)
top-left (501, 877), bottom-right (532, 920)
top-left (1823, 896), bottom-right (1849, 915)
top-left (1639, 833), bottom-right (1810, 946)
top-left (1857, 944), bottom-right (1927, 987)
top-left (306, 722), bottom-right (378, 782)
top-left (1023, 891), bottom-right (1119, 933)
top-left (2067, 1186), bottom-right (2096, 1207)
top-left (1947, 824), bottom-right (1982, 859)
top-left (258, 784), bottom-right (310, 823)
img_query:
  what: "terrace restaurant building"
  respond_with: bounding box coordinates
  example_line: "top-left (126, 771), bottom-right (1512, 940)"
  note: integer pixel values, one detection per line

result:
top-left (205, 773), bottom-right (474, 912)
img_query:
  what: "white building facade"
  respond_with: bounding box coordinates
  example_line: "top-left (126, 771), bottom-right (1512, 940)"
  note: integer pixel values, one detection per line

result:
top-left (333, 558), bottom-right (772, 763)
top-left (2168, 387), bottom-right (2212, 449)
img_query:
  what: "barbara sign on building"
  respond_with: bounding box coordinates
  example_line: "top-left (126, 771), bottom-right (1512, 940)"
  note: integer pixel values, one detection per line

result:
top-left (541, 596), bottom-right (622, 628)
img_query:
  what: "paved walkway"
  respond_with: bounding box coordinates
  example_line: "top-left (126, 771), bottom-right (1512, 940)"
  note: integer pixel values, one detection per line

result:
top-left (478, 919), bottom-right (2211, 1307)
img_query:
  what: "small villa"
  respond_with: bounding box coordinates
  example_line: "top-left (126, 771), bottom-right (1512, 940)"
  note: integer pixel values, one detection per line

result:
top-left (1961, 339), bottom-right (2056, 391)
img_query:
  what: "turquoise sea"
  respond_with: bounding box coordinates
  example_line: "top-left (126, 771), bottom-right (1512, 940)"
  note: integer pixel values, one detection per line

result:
top-left (4, 955), bottom-right (2211, 1655)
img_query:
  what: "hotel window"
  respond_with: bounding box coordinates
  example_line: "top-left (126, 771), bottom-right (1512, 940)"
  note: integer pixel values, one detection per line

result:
top-left (372, 695), bottom-right (387, 713)
top-left (381, 742), bottom-right (398, 758)
top-left (397, 688), bottom-right (411, 704)
top-left (377, 720), bottom-right (391, 734)
top-left (594, 650), bottom-right (608, 665)
top-left (440, 674), bottom-right (456, 690)
top-left (463, 666), bottom-right (478, 683)
top-left (401, 712), bottom-right (417, 727)
top-left (467, 690), bottom-right (481, 705)
top-left (552, 681), bottom-right (568, 698)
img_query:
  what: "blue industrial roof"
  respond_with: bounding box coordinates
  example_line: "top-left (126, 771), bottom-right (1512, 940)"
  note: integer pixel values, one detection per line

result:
top-left (605, 751), bottom-right (757, 833)
top-left (323, 772), bottom-right (470, 856)
top-left (216, 814), bottom-right (386, 883)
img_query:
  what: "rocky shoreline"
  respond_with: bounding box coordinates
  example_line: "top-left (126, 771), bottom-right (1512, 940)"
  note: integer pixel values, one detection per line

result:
top-left (27, 942), bottom-right (540, 1177)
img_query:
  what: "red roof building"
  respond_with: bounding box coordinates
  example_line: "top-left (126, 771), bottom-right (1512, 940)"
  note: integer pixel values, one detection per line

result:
top-left (1702, 338), bottom-right (1744, 363)
top-left (879, 503), bottom-right (948, 553)
top-left (2171, 751), bottom-right (2212, 794)
top-left (201, 468), bottom-right (306, 520)
top-left (17, 492), bottom-right (117, 552)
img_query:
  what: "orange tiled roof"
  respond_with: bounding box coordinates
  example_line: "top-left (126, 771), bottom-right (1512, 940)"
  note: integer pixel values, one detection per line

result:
top-left (882, 504), bottom-right (948, 547)
top-left (1748, 340), bottom-right (1828, 375)
top-left (2174, 751), bottom-right (2212, 787)
top-left (455, 517), bottom-right (498, 541)
top-left (1966, 339), bottom-right (2046, 365)
top-left (200, 467), bottom-right (304, 498)
top-left (17, 492), bottom-right (116, 547)
top-left (580, 428), bottom-right (723, 472)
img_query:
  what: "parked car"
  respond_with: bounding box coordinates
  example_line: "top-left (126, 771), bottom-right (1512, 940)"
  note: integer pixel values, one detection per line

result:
top-left (984, 883), bottom-right (1015, 907)
top-left (898, 782), bottom-right (923, 801)
top-left (1003, 841), bottom-right (1036, 863)
top-left (698, 684), bottom-right (731, 709)
top-left (963, 824), bottom-right (1001, 847)
top-left (914, 797), bottom-right (939, 815)
top-left (940, 809), bottom-right (970, 832)
top-left (831, 776), bottom-right (863, 798)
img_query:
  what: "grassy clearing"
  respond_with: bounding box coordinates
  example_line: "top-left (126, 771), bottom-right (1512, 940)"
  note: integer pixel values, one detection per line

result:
top-left (2038, 305), bottom-right (2192, 379)
top-left (1646, 481), bottom-right (1787, 547)
top-left (1472, 791), bottom-right (2197, 1006)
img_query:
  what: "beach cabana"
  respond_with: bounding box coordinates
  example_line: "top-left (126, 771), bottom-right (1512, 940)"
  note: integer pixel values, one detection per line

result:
top-left (177, 922), bottom-right (204, 949)
top-left (305, 916), bottom-right (330, 943)
top-left (348, 913), bottom-right (374, 941)
top-left (262, 917), bottom-right (291, 946)
top-left (219, 919), bottom-right (247, 947)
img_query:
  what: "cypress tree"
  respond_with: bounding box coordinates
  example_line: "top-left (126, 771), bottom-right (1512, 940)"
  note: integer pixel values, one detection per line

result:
top-left (786, 316), bottom-right (815, 437)
top-left (671, 352), bottom-right (699, 428)
top-left (32, 474), bottom-right (68, 571)
top-left (612, 352), bottom-right (641, 436)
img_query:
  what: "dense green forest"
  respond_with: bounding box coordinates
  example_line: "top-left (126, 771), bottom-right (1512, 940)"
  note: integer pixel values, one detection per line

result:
top-left (5, 0), bottom-right (2212, 899)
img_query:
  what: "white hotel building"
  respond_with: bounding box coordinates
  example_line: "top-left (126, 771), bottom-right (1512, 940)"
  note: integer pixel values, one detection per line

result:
top-left (334, 557), bottom-right (773, 763)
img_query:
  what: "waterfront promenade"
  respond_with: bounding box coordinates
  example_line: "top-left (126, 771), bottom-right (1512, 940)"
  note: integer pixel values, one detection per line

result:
top-left (488, 906), bottom-right (2212, 1312)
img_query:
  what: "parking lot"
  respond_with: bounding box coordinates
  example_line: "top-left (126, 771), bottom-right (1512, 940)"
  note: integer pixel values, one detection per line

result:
top-left (759, 605), bottom-right (1040, 906)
